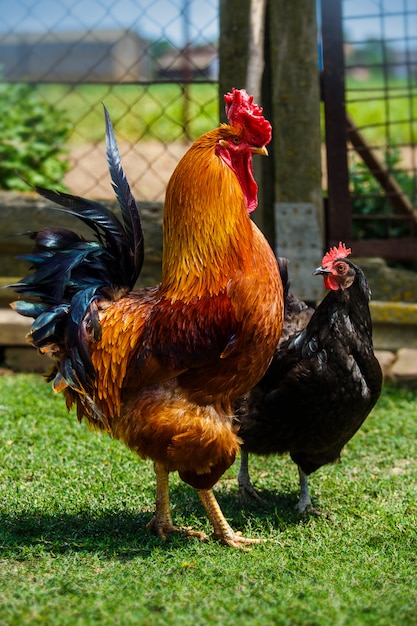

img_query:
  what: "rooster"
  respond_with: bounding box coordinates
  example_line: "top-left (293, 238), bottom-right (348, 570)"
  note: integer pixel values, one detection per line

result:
top-left (236, 244), bottom-right (382, 513)
top-left (11, 89), bottom-right (283, 547)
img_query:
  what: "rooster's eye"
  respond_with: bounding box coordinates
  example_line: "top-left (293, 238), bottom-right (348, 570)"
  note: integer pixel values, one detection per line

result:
top-left (335, 262), bottom-right (347, 274)
top-left (232, 136), bottom-right (241, 145)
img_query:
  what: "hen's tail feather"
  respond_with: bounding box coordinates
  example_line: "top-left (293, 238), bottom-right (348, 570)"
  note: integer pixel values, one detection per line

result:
top-left (10, 107), bottom-right (143, 418)
top-left (277, 257), bottom-right (290, 300)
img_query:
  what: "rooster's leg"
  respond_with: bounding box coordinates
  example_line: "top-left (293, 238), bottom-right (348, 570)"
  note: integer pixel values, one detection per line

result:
top-left (197, 488), bottom-right (262, 548)
top-left (146, 462), bottom-right (174, 538)
top-left (296, 466), bottom-right (314, 514)
top-left (238, 450), bottom-right (265, 503)
top-left (147, 462), bottom-right (206, 541)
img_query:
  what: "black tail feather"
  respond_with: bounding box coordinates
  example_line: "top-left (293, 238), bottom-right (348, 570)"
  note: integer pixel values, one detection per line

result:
top-left (10, 107), bottom-right (144, 412)
top-left (104, 104), bottom-right (144, 284)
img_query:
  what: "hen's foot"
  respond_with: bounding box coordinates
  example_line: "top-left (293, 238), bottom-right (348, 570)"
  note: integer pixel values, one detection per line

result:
top-left (238, 451), bottom-right (267, 504)
top-left (238, 479), bottom-right (267, 504)
top-left (295, 502), bottom-right (322, 517)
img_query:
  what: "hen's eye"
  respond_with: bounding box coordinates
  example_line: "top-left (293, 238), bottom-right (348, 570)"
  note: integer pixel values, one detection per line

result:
top-left (336, 262), bottom-right (346, 274)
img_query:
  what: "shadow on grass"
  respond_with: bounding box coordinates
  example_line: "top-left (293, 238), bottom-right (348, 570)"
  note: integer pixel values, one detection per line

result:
top-left (0, 510), bottom-right (163, 559)
top-left (0, 484), bottom-right (307, 559)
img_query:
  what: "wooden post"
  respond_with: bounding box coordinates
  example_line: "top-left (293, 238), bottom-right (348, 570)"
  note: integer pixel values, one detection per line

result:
top-left (267, 0), bottom-right (324, 300)
top-left (246, 0), bottom-right (267, 99)
top-left (219, 0), bottom-right (251, 122)
top-left (219, 0), bottom-right (272, 240)
top-left (219, 0), bottom-right (324, 300)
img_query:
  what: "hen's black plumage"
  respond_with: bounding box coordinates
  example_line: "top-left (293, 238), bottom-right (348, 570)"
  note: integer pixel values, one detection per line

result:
top-left (275, 257), bottom-right (314, 344)
top-left (236, 245), bottom-right (383, 512)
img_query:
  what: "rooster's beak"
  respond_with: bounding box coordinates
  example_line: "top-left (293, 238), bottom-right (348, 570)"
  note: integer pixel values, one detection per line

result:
top-left (251, 146), bottom-right (268, 156)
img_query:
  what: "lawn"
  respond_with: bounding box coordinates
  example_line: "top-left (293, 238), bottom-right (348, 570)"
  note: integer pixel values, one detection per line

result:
top-left (345, 77), bottom-right (417, 146)
top-left (35, 78), bottom-right (415, 147)
top-left (36, 83), bottom-right (220, 145)
top-left (0, 374), bottom-right (416, 626)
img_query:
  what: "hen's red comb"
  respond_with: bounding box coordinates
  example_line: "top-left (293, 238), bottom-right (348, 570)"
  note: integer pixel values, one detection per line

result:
top-left (321, 242), bottom-right (352, 266)
top-left (224, 88), bottom-right (272, 146)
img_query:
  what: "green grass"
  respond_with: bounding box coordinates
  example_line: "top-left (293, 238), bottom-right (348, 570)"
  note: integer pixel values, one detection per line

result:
top-left (33, 79), bottom-right (416, 148)
top-left (35, 83), bottom-right (219, 145)
top-left (346, 77), bottom-right (416, 145)
top-left (1, 373), bottom-right (416, 625)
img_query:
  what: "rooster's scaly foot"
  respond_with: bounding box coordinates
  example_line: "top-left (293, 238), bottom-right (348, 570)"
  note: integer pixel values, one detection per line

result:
top-left (147, 516), bottom-right (207, 542)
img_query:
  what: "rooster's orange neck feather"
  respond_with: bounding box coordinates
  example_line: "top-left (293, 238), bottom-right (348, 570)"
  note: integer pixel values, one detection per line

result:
top-left (161, 128), bottom-right (254, 302)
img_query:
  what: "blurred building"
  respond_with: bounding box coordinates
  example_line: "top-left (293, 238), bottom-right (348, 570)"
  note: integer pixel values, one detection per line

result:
top-left (155, 44), bottom-right (218, 80)
top-left (0, 29), bottom-right (150, 82)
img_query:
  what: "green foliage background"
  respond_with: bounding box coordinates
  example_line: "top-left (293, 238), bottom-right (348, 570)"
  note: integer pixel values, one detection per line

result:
top-left (0, 82), bottom-right (71, 191)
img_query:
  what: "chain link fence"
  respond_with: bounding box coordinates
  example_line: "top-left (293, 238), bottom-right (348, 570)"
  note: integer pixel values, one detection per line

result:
top-left (0, 0), bottom-right (219, 202)
top-left (0, 0), bottom-right (416, 245)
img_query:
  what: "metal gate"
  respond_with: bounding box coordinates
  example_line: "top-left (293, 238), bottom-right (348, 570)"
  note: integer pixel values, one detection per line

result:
top-left (321, 0), bottom-right (417, 261)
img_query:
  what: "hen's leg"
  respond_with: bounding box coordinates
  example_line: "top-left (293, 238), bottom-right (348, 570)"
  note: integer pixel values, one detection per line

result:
top-left (238, 450), bottom-right (265, 502)
top-left (296, 466), bottom-right (313, 513)
top-left (197, 488), bottom-right (262, 548)
top-left (147, 462), bottom-right (206, 541)
top-left (296, 467), bottom-right (321, 515)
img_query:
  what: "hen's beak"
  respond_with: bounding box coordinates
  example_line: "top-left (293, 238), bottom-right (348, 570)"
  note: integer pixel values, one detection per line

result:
top-left (251, 146), bottom-right (268, 156)
top-left (313, 266), bottom-right (331, 276)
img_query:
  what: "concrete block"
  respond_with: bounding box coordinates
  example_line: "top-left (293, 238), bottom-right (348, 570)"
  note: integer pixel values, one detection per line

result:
top-left (374, 350), bottom-right (396, 381)
top-left (390, 348), bottom-right (417, 385)
top-left (0, 309), bottom-right (32, 345)
top-left (4, 346), bottom-right (49, 373)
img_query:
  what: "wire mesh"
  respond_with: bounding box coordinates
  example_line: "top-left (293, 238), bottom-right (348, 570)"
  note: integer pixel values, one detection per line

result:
top-left (0, 0), bottom-right (219, 202)
top-left (342, 0), bottom-right (417, 240)
top-left (0, 0), bottom-right (416, 249)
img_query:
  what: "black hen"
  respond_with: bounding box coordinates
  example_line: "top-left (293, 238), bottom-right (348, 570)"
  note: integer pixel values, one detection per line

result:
top-left (236, 243), bottom-right (383, 513)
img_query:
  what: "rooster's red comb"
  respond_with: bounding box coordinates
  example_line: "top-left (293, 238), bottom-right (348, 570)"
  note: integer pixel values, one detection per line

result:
top-left (321, 242), bottom-right (352, 267)
top-left (224, 88), bottom-right (272, 146)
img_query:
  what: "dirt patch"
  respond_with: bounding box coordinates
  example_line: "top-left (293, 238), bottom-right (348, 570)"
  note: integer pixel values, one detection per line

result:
top-left (65, 140), bottom-right (191, 202)
top-left (66, 141), bottom-right (416, 202)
